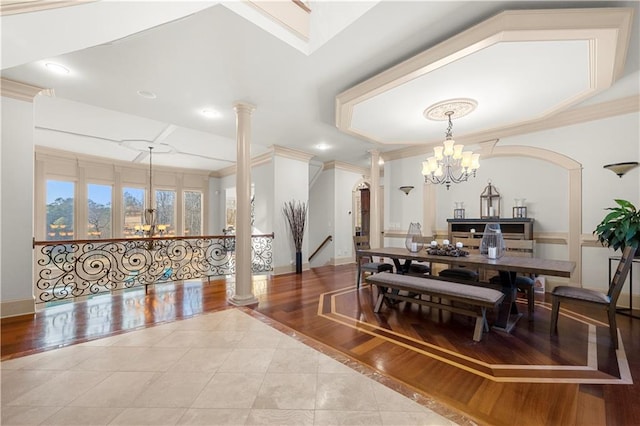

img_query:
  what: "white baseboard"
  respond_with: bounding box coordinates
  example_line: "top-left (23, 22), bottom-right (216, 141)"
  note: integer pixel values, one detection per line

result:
top-left (1, 297), bottom-right (35, 318)
top-left (272, 262), bottom-right (310, 275)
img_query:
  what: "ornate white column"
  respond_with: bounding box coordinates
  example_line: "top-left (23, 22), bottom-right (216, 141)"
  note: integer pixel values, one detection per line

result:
top-left (230, 102), bottom-right (258, 306)
top-left (369, 149), bottom-right (381, 248)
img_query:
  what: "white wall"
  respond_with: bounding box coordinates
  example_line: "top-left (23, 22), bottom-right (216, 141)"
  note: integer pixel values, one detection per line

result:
top-left (1, 96), bottom-right (35, 316)
top-left (252, 162), bottom-right (274, 235)
top-left (273, 155), bottom-right (309, 272)
top-left (309, 167), bottom-right (334, 266)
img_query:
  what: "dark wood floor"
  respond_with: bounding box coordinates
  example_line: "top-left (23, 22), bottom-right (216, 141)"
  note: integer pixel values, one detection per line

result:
top-left (2, 264), bottom-right (640, 425)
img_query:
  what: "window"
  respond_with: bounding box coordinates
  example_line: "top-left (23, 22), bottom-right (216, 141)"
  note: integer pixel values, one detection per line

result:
top-left (156, 189), bottom-right (176, 236)
top-left (123, 187), bottom-right (144, 237)
top-left (46, 180), bottom-right (75, 240)
top-left (87, 184), bottom-right (112, 239)
top-left (184, 191), bottom-right (202, 236)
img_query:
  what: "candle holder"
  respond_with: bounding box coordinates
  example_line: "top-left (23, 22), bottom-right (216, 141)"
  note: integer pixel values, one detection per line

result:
top-left (512, 198), bottom-right (527, 218)
top-left (513, 206), bottom-right (527, 218)
top-left (480, 223), bottom-right (506, 259)
top-left (453, 201), bottom-right (465, 219)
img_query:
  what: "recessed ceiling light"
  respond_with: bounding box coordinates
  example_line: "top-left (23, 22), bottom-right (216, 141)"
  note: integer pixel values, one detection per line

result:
top-left (44, 62), bottom-right (70, 75)
top-left (315, 143), bottom-right (330, 150)
top-left (137, 90), bottom-right (157, 99)
top-left (201, 109), bottom-right (221, 119)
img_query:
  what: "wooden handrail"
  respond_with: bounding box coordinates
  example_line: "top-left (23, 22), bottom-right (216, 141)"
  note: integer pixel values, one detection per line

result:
top-left (33, 233), bottom-right (275, 247)
top-left (309, 235), bottom-right (332, 261)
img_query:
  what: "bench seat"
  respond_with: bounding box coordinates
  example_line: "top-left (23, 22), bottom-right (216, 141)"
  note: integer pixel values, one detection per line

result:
top-left (366, 272), bottom-right (505, 342)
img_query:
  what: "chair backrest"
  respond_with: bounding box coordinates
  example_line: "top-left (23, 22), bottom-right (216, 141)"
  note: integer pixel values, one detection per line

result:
top-left (451, 237), bottom-right (481, 252)
top-left (411, 235), bottom-right (434, 244)
top-left (353, 235), bottom-right (372, 263)
top-left (353, 235), bottom-right (371, 250)
top-left (503, 239), bottom-right (535, 258)
top-left (608, 245), bottom-right (637, 304)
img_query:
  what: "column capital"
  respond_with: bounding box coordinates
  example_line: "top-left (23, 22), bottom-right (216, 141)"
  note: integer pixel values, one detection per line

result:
top-left (233, 102), bottom-right (256, 114)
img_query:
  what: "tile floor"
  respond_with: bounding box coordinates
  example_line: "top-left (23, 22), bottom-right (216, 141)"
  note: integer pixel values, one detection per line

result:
top-left (1, 308), bottom-right (457, 425)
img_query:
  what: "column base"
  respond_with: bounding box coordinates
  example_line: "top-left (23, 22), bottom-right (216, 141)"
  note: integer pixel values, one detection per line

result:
top-left (228, 294), bottom-right (259, 306)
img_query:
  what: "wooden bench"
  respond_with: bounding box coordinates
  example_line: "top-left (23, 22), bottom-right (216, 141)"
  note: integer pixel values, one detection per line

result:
top-left (366, 272), bottom-right (505, 342)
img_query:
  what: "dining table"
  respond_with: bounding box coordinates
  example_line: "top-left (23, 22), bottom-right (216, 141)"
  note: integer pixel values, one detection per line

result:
top-left (356, 246), bottom-right (576, 332)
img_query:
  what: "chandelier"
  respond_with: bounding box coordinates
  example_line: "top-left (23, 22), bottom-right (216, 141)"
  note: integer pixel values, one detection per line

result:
top-left (143, 146), bottom-right (156, 237)
top-left (421, 102), bottom-right (480, 190)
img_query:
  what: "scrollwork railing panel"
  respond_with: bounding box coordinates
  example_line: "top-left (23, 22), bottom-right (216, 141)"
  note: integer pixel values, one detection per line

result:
top-left (34, 234), bottom-right (274, 305)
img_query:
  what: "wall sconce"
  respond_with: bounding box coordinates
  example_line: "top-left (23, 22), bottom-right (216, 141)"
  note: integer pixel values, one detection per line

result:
top-left (603, 162), bottom-right (639, 178)
top-left (399, 186), bottom-right (414, 195)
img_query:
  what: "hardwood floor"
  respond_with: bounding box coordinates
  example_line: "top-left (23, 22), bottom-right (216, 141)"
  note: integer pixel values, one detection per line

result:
top-left (2, 264), bottom-right (639, 425)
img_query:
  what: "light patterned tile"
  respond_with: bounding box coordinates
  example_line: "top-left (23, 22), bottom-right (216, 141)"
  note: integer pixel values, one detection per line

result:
top-left (314, 410), bottom-right (383, 425)
top-left (236, 330), bottom-right (283, 349)
top-left (122, 347), bottom-right (190, 372)
top-left (68, 371), bottom-right (158, 407)
top-left (245, 409), bottom-right (314, 425)
top-left (7, 370), bottom-right (110, 407)
top-left (170, 348), bottom-right (233, 372)
top-left (267, 347), bottom-right (319, 374)
top-left (176, 408), bottom-right (250, 425)
top-left (1, 369), bottom-right (63, 405)
top-left (73, 346), bottom-right (147, 371)
top-left (109, 407), bottom-right (186, 425)
top-left (253, 373), bottom-right (316, 410)
top-left (379, 410), bottom-right (457, 426)
top-left (0, 405), bottom-right (60, 425)
top-left (218, 348), bottom-right (275, 373)
top-left (154, 330), bottom-right (245, 349)
top-left (315, 373), bottom-right (377, 411)
top-left (38, 406), bottom-right (124, 425)
top-left (133, 371), bottom-right (214, 408)
top-left (191, 372), bottom-right (264, 409)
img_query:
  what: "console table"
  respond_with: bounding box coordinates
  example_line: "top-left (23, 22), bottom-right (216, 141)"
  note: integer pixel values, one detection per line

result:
top-left (609, 255), bottom-right (640, 319)
top-left (447, 218), bottom-right (534, 240)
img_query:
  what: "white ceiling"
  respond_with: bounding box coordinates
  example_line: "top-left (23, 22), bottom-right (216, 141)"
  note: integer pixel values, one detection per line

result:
top-left (2, 1), bottom-right (639, 172)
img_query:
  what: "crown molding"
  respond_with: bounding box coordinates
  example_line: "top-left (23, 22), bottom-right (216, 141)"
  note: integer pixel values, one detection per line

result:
top-left (35, 146), bottom-right (211, 176)
top-left (0, 0), bottom-right (95, 16)
top-left (211, 151), bottom-right (273, 178)
top-left (1, 78), bottom-right (50, 102)
top-left (271, 144), bottom-right (314, 163)
top-left (323, 160), bottom-right (368, 175)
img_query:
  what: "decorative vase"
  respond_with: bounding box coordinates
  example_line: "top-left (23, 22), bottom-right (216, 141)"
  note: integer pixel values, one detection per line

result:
top-left (295, 251), bottom-right (302, 274)
top-left (480, 223), bottom-right (506, 259)
top-left (405, 222), bottom-right (424, 253)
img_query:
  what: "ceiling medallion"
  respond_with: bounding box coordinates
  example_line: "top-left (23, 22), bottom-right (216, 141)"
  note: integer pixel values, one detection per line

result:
top-left (424, 98), bottom-right (478, 121)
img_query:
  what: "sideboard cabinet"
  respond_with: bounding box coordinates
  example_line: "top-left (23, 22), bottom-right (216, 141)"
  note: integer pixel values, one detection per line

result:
top-left (447, 218), bottom-right (534, 241)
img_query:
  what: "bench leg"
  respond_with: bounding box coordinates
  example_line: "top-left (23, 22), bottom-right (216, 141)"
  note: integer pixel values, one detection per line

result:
top-left (473, 308), bottom-right (489, 342)
top-left (473, 315), bottom-right (484, 342)
top-left (374, 292), bottom-right (385, 313)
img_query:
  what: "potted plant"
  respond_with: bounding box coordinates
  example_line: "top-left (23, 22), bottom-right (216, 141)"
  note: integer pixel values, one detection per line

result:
top-left (593, 199), bottom-right (640, 253)
top-left (283, 200), bottom-right (307, 273)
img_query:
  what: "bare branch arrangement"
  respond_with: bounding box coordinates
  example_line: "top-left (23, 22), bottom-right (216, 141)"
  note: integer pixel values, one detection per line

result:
top-left (283, 200), bottom-right (307, 252)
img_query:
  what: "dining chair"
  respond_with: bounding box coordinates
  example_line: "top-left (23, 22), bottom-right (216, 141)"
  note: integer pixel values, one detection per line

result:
top-left (550, 245), bottom-right (636, 349)
top-left (354, 235), bottom-right (394, 288)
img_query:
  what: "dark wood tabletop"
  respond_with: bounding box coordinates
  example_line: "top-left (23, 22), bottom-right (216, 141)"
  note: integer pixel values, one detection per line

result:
top-left (357, 246), bottom-right (575, 278)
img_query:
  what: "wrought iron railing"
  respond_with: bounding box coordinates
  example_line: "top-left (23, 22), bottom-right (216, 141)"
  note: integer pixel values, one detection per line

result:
top-left (33, 233), bottom-right (274, 305)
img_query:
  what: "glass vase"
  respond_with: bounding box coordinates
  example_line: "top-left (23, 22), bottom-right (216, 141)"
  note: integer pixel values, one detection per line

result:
top-left (405, 222), bottom-right (424, 253)
top-left (480, 223), bottom-right (506, 259)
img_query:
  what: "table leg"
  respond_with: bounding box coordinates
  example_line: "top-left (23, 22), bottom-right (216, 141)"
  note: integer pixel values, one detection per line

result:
top-left (492, 270), bottom-right (523, 332)
top-left (392, 258), bottom-right (412, 274)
